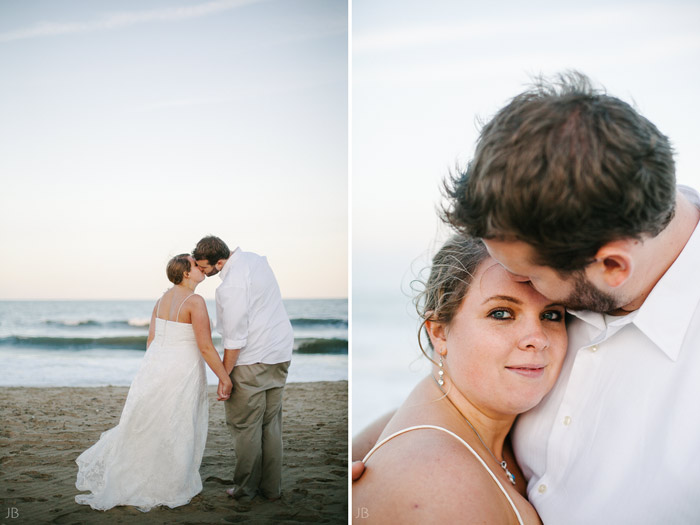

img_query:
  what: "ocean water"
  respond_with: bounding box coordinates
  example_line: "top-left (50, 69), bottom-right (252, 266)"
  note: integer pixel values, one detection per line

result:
top-left (0, 299), bottom-right (347, 387)
top-left (352, 291), bottom-right (432, 434)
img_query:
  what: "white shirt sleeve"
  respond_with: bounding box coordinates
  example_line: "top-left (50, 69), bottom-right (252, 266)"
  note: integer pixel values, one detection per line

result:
top-left (216, 284), bottom-right (249, 350)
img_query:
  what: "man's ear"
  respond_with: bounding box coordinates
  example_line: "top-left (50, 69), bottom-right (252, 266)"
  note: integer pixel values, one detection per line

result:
top-left (588, 240), bottom-right (635, 289)
top-left (215, 259), bottom-right (226, 271)
top-left (425, 319), bottom-right (448, 355)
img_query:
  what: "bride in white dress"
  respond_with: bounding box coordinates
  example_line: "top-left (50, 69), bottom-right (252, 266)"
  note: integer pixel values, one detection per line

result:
top-left (75, 254), bottom-right (233, 512)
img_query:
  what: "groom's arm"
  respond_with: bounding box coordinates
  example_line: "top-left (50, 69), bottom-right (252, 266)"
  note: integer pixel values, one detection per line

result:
top-left (215, 284), bottom-right (248, 377)
top-left (351, 410), bottom-right (397, 482)
top-left (219, 349), bottom-right (239, 398)
top-left (223, 348), bottom-right (240, 375)
top-left (352, 410), bottom-right (396, 461)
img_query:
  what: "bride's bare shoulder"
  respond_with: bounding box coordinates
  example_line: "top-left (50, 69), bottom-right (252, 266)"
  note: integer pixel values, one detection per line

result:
top-left (187, 294), bottom-right (207, 307)
top-left (185, 295), bottom-right (210, 320)
top-left (352, 425), bottom-right (514, 524)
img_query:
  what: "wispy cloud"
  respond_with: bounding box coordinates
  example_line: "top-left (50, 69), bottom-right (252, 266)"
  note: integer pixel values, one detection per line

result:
top-left (0, 0), bottom-right (268, 43)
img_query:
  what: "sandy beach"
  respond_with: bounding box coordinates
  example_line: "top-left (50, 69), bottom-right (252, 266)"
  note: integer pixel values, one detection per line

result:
top-left (0, 381), bottom-right (347, 524)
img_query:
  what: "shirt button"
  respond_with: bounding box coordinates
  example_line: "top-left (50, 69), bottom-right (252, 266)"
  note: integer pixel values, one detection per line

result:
top-left (563, 416), bottom-right (572, 426)
top-left (538, 484), bottom-right (547, 494)
top-left (590, 345), bottom-right (598, 352)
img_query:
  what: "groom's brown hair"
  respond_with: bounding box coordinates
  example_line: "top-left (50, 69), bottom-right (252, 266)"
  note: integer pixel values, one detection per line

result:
top-left (443, 71), bottom-right (676, 274)
top-left (193, 235), bottom-right (230, 265)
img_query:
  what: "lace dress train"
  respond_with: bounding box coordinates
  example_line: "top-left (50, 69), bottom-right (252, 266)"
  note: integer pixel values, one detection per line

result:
top-left (75, 317), bottom-right (208, 511)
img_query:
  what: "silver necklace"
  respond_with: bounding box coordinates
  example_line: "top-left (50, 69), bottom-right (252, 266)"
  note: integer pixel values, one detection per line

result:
top-left (459, 411), bottom-right (516, 486)
top-left (434, 369), bottom-right (516, 485)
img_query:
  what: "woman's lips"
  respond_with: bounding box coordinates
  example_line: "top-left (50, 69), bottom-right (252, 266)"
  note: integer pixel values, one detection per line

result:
top-left (506, 365), bottom-right (545, 378)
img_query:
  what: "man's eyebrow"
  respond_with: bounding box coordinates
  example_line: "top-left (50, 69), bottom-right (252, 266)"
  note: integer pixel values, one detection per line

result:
top-left (481, 295), bottom-right (522, 305)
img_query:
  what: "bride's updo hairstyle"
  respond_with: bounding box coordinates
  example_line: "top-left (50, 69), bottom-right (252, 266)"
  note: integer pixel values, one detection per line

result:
top-left (413, 235), bottom-right (490, 363)
top-left (166, 254), bottom-right (192, 285)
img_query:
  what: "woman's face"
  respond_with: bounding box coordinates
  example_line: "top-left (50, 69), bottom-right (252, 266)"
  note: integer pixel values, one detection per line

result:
top-left (186, 256), bottom-right (206, 285)
top-left (432, 257), bottom-right (568, 417)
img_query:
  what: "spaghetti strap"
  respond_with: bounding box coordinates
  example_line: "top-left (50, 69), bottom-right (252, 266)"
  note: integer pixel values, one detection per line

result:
top-left (362, 425), bottom-right (524, 525)
top-left (156, 297), bottom-right (163, 319)
top-left (175, 294), bottom-right (195, 323)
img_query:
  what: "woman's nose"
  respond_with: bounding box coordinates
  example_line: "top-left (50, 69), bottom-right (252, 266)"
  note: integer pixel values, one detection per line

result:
top-left (518, 320), bottom-right (549, 351)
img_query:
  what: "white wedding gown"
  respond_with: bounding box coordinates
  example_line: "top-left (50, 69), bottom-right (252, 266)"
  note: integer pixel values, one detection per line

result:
top-left (75, 298), bottom-right (208, 512)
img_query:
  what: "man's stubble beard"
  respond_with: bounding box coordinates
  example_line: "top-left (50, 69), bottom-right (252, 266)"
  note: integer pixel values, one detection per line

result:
top-left (562, 271), bottom-right (620, 313)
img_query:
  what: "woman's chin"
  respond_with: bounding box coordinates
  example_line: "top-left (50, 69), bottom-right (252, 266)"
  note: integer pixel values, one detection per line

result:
top-left (504, 387), bottom-right (553, 415)
top-left (510, 372), bottom-right (558, 407)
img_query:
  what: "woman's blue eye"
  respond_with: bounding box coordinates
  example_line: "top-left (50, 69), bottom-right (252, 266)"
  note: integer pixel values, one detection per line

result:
top-left (542, 310), bottom-right (563, 321)
top-left (489, 309), bottom-right (513, 320)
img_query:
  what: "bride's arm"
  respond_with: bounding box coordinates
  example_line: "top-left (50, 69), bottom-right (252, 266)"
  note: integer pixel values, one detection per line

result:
top-left (146, 303), bottom-right (157, 348)
top-left (189, 296), bottom-right (233, 398)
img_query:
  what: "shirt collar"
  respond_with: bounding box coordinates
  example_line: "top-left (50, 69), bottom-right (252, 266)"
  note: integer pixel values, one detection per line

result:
top-left (218, 246), bottom-right (241, 281)
top-left (632, 217), bottom-right (700, 361)
top-left (566, 187), bottom-right (700, 361)
top-left (567, 308), bottom-right (605, 331)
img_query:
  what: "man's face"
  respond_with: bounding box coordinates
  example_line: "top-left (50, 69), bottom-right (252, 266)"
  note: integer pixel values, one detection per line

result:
top-left (482, 238), bottom-right (619, 313)
top-left (195, 259), bottom-right (220, 277)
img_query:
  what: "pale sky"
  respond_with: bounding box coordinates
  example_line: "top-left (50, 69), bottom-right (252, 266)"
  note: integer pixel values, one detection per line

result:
top-left (352, 0), bottom-right (700, 430)
top-left (0, 0), bottom-right (348, 300)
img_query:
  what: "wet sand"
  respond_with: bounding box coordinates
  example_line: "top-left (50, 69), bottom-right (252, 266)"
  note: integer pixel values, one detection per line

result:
top-left (0, 381), bottom-right (347, 524)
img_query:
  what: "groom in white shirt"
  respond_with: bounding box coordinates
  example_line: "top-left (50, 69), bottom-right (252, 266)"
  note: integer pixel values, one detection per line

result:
top-left (442, 72), bottom-right (700, 524)
top-left (193, 236), bottom-right (293, 503)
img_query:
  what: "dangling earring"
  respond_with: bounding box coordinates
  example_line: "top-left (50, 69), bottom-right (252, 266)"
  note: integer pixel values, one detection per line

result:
top-left (437, 353), bottom-right (445, 386)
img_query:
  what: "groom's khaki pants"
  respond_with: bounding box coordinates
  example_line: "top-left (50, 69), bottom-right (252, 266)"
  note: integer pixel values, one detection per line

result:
top-left (225, 360), bottom-right (290, 500)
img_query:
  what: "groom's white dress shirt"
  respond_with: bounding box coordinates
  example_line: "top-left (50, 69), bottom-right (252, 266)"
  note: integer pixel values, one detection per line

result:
top-left (215, 247), bottom-right (293, 366)
top-left (513, 187), bottom-right (700, 524)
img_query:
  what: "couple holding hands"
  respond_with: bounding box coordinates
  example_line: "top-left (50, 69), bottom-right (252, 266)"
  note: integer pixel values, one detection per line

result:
top-left (75, 235), bottom-right (293, 511)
